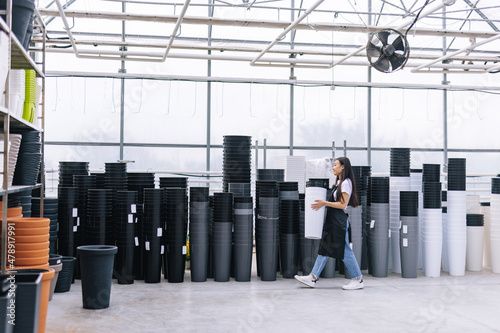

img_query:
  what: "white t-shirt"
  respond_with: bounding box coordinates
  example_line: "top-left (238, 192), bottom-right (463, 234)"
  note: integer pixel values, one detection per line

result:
top-left (333, 178), bottom-right (353, 204)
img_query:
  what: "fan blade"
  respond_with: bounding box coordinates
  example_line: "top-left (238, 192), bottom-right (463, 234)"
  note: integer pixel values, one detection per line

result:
top-left (392, 35), bottom-right (405, 51)
top-left (377, 31), bottom-right (389, 46)
top-left (367, 43), bottom-right (381, 57)
top-left (389, 53), bottom-right (407, 71)
top-left (373, 57), bottom-right (390, 72)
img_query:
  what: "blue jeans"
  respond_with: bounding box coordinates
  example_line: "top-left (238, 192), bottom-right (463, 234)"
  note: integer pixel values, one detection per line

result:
top-left (310, 221), bottom-right (362, 279)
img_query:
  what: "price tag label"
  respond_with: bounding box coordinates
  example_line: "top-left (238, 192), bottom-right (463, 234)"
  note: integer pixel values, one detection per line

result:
top-left (134, 237), bottom-right (139, 246)
top-left (370, 220), bottom-right (375, 229)
top-left (128, 214), bottom-right (134, 223)
top-left (388, 230), bottom-right (391, 238)
top-left (399, 220), bottom-right (402, 229)
top-left (182, 246), bottom-right (187, 255)
top-left (161, 245), bottom-right (165, 255)
top-left (77, 217), bottom-right (80, 227)
top-left (157, 228), bottom-right (162, 237)
top-left (145, 241), bottom-right (150, 251)
top-left (72, 208), bottom-right (78, 217)
top-left (403, 238), bottom-right (408, 247)
top-left (135, 217), bottom-right (138, 223)
top-left (73, 226), bottom-right (78, 232)
top-left (131, 204), bottom-right (137, 213)
top-left (403, 225), bottom-right (408, 234)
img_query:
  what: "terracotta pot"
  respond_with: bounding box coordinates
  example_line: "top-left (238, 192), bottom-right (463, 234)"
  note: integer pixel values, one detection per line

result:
top-left (11, 234), bottom-right (50, 243)
top-left (10, 226), bottom-right (50, 236)
top-left (9, 263), bottom-right (50, 270)
top-left (13, 248), bottom-right (50, 258)
top-left (0, 206), bottom-right (23, 217)
top-left (12, 241), bottom-right (50, 251)
top-left (14, 255), bottom-right (49, 266)
top-left (7, 217), bottom-right (51, 228)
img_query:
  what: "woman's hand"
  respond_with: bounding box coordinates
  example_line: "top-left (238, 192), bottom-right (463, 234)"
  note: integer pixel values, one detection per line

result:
top-left (311, 200), bottom-right (326, 211)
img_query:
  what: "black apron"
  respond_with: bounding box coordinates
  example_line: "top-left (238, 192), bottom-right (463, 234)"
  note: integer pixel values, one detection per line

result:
top-left (317, 185), bottom-right (350, 260)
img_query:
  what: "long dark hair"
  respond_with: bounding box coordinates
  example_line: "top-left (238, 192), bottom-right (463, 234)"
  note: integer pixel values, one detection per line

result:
top-left (335, 157), bottom-right (359, 208)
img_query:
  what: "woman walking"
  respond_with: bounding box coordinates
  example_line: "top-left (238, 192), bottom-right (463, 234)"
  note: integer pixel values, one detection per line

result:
top-left (294, 157), bottom-right (364, 290)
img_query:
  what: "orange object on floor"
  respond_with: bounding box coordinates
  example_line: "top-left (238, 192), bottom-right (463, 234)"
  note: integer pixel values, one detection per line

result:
top-left (38, 268), bottom-right (55, 333)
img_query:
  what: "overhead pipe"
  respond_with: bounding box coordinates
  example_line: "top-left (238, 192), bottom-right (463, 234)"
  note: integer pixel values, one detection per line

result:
top-left (161, 0), bottom-right (191, 61)
top-left (44, 70), bottom-right (500, 91)
top-left (250, 0), bottom-right (324, 65)
top-left (40, 47), bottom-right (499, 71)
top-left (411, 33), bottom-right (500, 72)
top-left (331, 0), bottom-right (457, 67)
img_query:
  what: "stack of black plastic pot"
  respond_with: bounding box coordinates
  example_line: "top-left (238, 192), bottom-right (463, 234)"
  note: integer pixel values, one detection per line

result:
top-left (73, 175), bottom-right (96, 251)
top-left (114, 191), bottom-right (138, 284)
top-left (422, 164), bottom-right (442, 277)
top-left (399, 191), bottom-right (419, 278)
top-left (31, 197), bottom-right (58, 254)
top-left (279, 198), bottom-right (300, 278)
top-left (57, 187), bottom-right (79, 257)
top-left (163, 188), bottom-right (188, 283)
top-left (91, 172), bottom-right (106, 189)
top-left (389, 148), bottom-right (411, 275)
top-left (159, 177), bottom-right (188, 189)
top-left (12, 131), bottom-right (42, 187)
top-left (212, 192), bottom-right (233, 282)
top-left (446, 158), bottom-right (467, 277)
top-left (370, 177), bottom-right (390, 277)
top-left (142, 188), bottom-right (163, 283)
top-left (352, 166), bottom-right (371, 271)
top-left (127, 172), bottom-right (155, 280)
top-left (233, 196), bottom-right (253, 281)
top-left (85, 189), bottom-right (113, 245)
top-left (59, 162), bottom-right (89, 187)
top-left (222, 135), bottom-right (251, 192)
top-left (189, 187), bottom-right (210, 282)
top-left (105, 162), bottom-right (128, 247)
top-left (278, 181), bottom-right (300, 277)
top-left (255, 182), bottom-right (279, 281)
top-left (257, 169), bottom-right (284, 182)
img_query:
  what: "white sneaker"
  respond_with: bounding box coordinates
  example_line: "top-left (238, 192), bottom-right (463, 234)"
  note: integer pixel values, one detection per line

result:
top-left (342, 278), bottom-right (364, 290)
top-left (294, 274), bottom-right (317, 288)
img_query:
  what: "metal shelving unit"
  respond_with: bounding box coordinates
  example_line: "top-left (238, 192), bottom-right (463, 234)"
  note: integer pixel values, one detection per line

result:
top-left (0, 7), bottom-right (46, 274)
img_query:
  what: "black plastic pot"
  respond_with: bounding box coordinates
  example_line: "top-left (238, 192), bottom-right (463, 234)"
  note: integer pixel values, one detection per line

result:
top-left (0, 275), bottom-right (14, 333)
top-left (77, 245), bottom-right (117, 309)
top-left (8, 270), bottom-right (42, 333)
top-left (54, 256), bottom-right (76, 293)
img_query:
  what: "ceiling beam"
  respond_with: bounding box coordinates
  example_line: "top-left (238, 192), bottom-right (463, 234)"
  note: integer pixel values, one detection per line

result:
top-left (37, 8), bottom-right (500, 39)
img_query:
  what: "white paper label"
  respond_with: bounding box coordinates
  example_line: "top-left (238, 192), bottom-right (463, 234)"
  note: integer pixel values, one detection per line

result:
top-left (370, 220), bottom-right (375, 229)
top-left (389, 230), bottom-right (391, 238)
top-left (131, 204), bottom-right (137, 213)
top-left (134, 237), bottom-right (139, 246)
top-left (399, 220), bottom-right (402, 229)
top-left (77, 217), bottom-right (80, 227)
top-left (403, 225), bottom-right (408, 234)
top-left (157, 228), bottom-right (162, 237)
top-left (182, 246), bottom-right (187, 255)
top-left (403, 238), bottom-right (408, 247)
top-left (72, 208), bottom-right (78, 217)
top-left (145, 241), bottom-right (150, 251)
top-left (161, 245), bottom-right (165, 255)
top-left (73, 226), bottom-right (77, 232)
top-left (128, 214), bottom-right (134, 223)
top-left (135, 217), bottom-right (138, 223)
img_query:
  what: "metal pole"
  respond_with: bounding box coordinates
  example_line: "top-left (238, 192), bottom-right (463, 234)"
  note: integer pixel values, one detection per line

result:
top-left (255, 140), bottom-right (259, 170)
top-left (264, 138), bottom-right (267, 168)
top-left (206, 0), bottom-right (213, 173)
top-left (443, 6), bottom-right (448, 169)
top-left (289, 0), bottom-right (295, 156)
top-left (119, 2), bottom-right (126, 160)
top-left (332, 141), bottom-right (335, 159)
top-left (343, 140), bottom-right (347, 157)
top-left (367, 0), bottom-right (372, 166)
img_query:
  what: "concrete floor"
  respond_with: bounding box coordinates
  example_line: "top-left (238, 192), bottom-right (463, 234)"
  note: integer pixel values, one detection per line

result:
top-left (46, 261), bottom-right (500, 333)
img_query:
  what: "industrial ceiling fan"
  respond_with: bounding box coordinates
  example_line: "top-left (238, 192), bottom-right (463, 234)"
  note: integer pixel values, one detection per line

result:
top-left (366, 29), bottom-right (410, 73)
